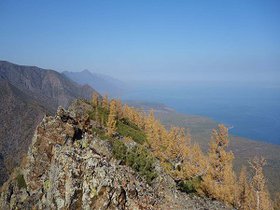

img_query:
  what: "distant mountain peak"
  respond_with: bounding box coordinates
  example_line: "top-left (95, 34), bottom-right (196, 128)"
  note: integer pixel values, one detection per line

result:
top-left (63, 70), bottom-right (127, 97)
top-left (81, 69), bottom-right (91, 74)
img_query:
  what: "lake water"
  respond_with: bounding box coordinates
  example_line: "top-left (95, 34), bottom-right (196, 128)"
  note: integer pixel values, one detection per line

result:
top-left (121, 82), bottom-right (280, 145)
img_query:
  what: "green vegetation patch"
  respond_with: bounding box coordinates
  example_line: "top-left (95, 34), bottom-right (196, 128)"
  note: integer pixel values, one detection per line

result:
top-left (92, 127), bottom-right (108, 140)
top-left (16, 174), bottom-right (27, 189)
top-left (89, 103), bottom-right (146, 144)
top-left (126, 146), bottom-right (157, 184)
top-left (117, 119), bottom-right (146, 144)
top-left (120, 118), bottom-right (140, 130)
top-left (112, 139), bottom-right (127, 162)
top-left (44, 179), bottom-right (51, 190)
top-left (88, 106), bottom-right (109, 125)
top-left (111, 140), bottom-right (157, 184)
top-left (178, 176), bottom-right (202, 193)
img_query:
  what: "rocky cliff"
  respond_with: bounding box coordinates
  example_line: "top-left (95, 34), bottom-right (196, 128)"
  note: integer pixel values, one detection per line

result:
top-left (0, 60), bottom-right (98, 186)
top-left (0, 100), bottom-right (231, 209)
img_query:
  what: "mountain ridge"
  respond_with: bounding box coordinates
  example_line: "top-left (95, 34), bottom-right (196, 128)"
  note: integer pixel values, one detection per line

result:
top-left (0, 100), bottom-right (231, 209)
top-left (63, 69), bottom-right (126, 97)
top-left (0, 60), bottom-right (98, 185)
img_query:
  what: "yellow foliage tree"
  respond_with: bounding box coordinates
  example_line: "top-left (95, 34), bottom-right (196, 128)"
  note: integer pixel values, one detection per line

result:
top-left (164, 128), bottom-right (207, 180)
top-left (102, 94), bottom-right (109, 110)
top-left (165, 127), bottom-right (187, 162)
top-left (122, 104), bottom-right (145, 129)
top-left (107, 99), bottom-right (117, 137)
top-left (200, 124), bottom-right (237, 204)
top-left (152, 120), bottom-right (167, 159)
top-left (144, 111), bottom-right (167, 160)
top-left (122, 104), bottom-right (130, 119)
top-left (163, 127), bottom-right (188, 177)
top-left (92, 92), bottom-right (99, 108)
top-left (237, 166), bottom-right (254, 210)
top-left (116, 99), bottom-right (123, 119)
top-left (249, 156), bottom-right (273, 210)
top-left (182, 142), bottom-right (208, 179)
top-left (145, 110), bottom-right (156, 148)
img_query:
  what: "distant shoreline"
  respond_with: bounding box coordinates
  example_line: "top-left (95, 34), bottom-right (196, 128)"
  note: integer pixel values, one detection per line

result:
top-left (125, 99), bottom-right (280, 146)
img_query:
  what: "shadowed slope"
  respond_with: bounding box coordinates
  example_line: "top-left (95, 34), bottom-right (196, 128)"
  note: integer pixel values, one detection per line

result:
top-left (0, 61), bottom-right (98, 185)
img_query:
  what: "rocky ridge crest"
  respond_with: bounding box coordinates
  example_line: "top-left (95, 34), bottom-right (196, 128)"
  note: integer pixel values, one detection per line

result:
top-left (0, 100), bottom-right (231, 209)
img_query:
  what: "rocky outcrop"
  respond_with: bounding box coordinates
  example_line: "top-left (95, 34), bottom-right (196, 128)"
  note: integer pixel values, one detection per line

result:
top-left (0, 100), bottom-right (232, 209)
top-left (0, 60), bottom-right (98, 186)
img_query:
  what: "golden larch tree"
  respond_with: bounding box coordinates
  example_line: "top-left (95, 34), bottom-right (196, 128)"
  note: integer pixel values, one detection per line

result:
top-left (116, 99), bottom-right (123, 119)
top-left (148, 119), bottom-right (167, 158)
top-left (164, 127), bottom-right (186, 176)
top-left (145, 110), bottom-right (156, 148)
top-left (122, 104), bottom-right (130, 119)
top-left (92, 92), bottom-right (99, 108)
top-left (107, 99), bottom-right (117, 137)
top-left (165, 127), bottom-right (186, 162)
top-left (201, 124), bottom-right (237, 205)
top-left (249, 156), bottom-right (273, 210)
top-left (144, 109), bottom-right (167, 157)
top-left (102, 94), bottom-right (109, 110)
top-left (167, 128), bottom-right (207, 180)
top-left (182, 142), bottom-right (208, 180)
top-left (237, 166), bottom-right (254, 210)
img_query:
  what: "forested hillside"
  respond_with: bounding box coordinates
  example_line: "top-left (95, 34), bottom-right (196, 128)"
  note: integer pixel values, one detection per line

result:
top-left (87, 94), bottom-right (277, 209)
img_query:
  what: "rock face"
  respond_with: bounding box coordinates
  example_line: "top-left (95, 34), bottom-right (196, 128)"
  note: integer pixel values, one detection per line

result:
top-left (0, 60), bottom-right (98, 185)
top-left (0, 100), bottom-right (232, 209)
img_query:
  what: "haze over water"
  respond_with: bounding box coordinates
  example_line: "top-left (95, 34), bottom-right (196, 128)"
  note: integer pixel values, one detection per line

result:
top-left (122, 82), bottom-right (280, 145)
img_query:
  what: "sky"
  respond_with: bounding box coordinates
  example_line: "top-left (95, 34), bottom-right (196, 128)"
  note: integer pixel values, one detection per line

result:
top-left (0, 0), bottom-right (280, 83)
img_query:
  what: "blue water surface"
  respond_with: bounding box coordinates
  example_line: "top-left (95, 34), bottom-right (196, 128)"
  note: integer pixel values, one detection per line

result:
top-left (121, 82), bottom-right (280, 145)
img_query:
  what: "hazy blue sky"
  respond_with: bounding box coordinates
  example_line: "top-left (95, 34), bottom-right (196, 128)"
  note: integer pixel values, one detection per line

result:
top-left (0, 0), bottom-right (279, 83)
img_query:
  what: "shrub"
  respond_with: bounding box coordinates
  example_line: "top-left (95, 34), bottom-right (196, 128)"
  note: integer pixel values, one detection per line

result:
top-left (112, 140), bottom-right (127, 162)
top-left (92, 127), bottom-right (108, 140)
top-left (111, 140), bottom-right (157, 184)
top-left (126, 146), bottom-right (157, 184)
top-left (178, 176), bottom-right (202, 193)
top-left (44, 179), bottom-right (51, 190)
top-left (82, 140), bottom-right (89, 148)
top-left (120, 118), bottom-right (140, 130)
top-left (117, 120), bottom-right (146, 144)
top-left (16, 174), bottom-right (27, 189)
top-left (88, 106), bottom-right (109, 125)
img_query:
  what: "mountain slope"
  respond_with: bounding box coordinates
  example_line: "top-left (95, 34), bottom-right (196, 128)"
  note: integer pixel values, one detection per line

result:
top-left (126, 101), bottom-right (280, 199)
top-left (0, 61), bottom-right (96, 109)
top-left (0, 61), bottom-right (98, 185)
top-left (0, 80), bottom-right (47, 184)
top-left (63, 69), bottom-right (126, 97)
top-left (0, 100), bottom-right (231, 209)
